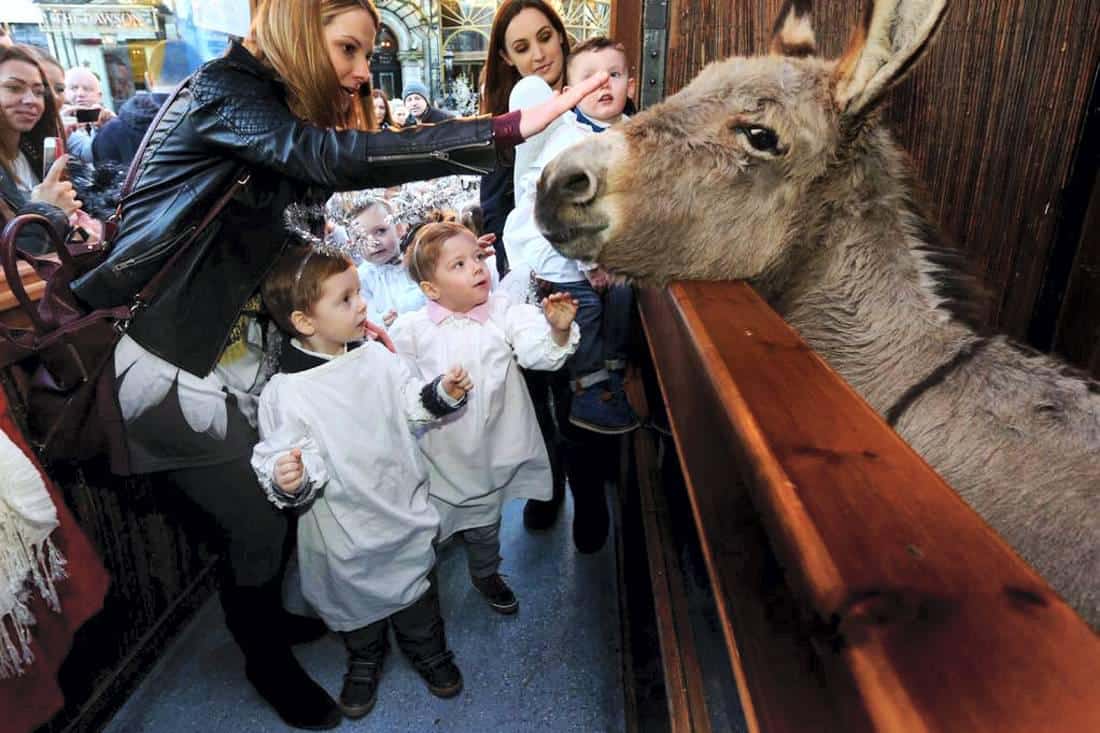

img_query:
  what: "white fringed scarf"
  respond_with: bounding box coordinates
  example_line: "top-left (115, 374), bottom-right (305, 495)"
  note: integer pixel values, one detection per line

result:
top-left (0, 430), bottom-right (67, 678)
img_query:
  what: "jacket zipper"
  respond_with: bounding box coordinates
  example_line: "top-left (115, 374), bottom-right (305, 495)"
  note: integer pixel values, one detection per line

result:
top-left (367, 139), bottom-right (494, 175)
top-left (112, 225), bottom-right (197, 273)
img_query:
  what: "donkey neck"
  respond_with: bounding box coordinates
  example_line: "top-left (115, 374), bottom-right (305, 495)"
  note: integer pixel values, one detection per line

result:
top-left (762, 128), bottom-right (980, 414)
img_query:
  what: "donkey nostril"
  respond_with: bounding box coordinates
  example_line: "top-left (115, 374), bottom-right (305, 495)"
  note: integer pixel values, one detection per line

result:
top-left (559, 168), bottom-right (597, 204)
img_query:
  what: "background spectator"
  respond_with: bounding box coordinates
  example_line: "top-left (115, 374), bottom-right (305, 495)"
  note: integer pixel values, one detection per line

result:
top-left (401, 81), bottom-right (454, 125)
top-left (94, 40), bottom-right (202, 166)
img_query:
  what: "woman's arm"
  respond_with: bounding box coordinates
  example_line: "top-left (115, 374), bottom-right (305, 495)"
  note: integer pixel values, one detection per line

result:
top-left (187, 66), bottom-right (607, 191)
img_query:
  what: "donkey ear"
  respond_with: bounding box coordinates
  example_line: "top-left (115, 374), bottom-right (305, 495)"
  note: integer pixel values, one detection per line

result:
top-left (770, 1), bottom-right (817, 58)
top-left (834, 0), bottom-right (948, 118)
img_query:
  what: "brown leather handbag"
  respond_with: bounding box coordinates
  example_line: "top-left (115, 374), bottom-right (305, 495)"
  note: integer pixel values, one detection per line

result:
top-left (0, 79), bottom-right (249, 472)
top-left (0, 170), bottom-right (248, 473)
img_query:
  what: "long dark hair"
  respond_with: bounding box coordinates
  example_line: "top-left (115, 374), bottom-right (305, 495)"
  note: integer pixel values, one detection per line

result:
top-left (0, 45), bottom-right (63, 182)
top-left (479, 0), bottom-right (570, 116)
top-left (371, 87), bottom-right (399, 129)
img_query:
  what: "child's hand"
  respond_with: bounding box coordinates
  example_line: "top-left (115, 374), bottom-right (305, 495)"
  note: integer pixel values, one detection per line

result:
top-left (382, 309), bottom-right (398, 327)
top-left (584, 266), bottom-right (611, 292)
top-left (542, 292), bottom-right (578, 342)
top-left (275, 449), bottom-right (305, 493)
top-left (441, 365), bottom-right (473, 401)
top-left (476, 233), bottom-right (497, 261)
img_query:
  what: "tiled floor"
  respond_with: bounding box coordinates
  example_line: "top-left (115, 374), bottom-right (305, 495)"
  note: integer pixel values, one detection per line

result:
top-left (104, 496), bottom-right (625, 732)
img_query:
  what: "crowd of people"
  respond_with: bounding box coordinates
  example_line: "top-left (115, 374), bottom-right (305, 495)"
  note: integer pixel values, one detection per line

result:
top-left (0, 0), bottom-right (640, 728)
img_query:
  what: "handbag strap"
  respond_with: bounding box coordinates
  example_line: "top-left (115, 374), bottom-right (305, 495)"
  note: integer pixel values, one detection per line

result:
top-left (109, 77), bottom-right (193, 234)
top-left (101, 75), bottom-right (252, 310)
top-left (132, 168), bottom-right (251, 307)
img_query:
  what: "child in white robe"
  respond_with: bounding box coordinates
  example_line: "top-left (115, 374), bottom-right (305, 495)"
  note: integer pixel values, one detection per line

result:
top-left (347, 197), bottom-right (426, 328)
top-left (251, 241), bottom-right (473, 719)
top-left (390, 222), bottom-right (580, 614)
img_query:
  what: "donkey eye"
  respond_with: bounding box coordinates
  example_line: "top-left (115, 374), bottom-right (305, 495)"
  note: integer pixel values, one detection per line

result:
top-left (737, 125), bottom-right (781, 153)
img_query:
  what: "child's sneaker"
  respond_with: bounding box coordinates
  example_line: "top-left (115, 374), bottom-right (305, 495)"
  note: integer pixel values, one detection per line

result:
top-left (569, 381), bottom-right (640, 434)
top-left (471, 573), bottom-right (519, 614)
top-left (416, 651), bottom-right (463, 698)
top-left (339, 658), bottom-right (382, 719)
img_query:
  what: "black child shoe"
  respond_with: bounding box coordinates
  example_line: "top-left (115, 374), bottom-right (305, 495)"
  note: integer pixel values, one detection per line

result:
top-left (471, 573), bottom-right (519, 614)
top-left (416, 650), bottom-right (464, 698)
top-left (339, 658), bottom-right (382, 719)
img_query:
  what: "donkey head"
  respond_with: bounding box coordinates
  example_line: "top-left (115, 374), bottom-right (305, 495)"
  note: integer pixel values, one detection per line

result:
top-left (535, 0), bottom-right (949, 284)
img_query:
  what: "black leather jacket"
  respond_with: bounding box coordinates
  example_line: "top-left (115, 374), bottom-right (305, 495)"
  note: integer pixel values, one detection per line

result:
top-left (73, 42), bottom-right (501, 376)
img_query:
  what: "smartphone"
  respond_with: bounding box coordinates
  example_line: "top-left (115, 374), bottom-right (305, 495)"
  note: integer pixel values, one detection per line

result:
top-left (75, 107), bottom-right (100, 124)
top-left (42, 136), bottom-right (59, 179)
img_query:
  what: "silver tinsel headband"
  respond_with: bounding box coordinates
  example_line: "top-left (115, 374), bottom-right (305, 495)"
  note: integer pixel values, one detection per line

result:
top-left (283, 203), bottom-right (369, 288)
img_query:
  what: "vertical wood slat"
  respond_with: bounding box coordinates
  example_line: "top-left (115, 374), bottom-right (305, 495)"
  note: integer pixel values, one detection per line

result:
top-left (660, 0), bottom-right (1100, 345)
top-left (610, 0), bottom-right (644, 105)
top-left (628, 371), bottom-right (714, 733)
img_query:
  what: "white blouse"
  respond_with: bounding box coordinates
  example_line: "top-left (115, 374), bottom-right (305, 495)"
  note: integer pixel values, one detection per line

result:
top-left (389, 294), bottom-right (579, 540)
top-left (251, 341), bottom-right (443, 631)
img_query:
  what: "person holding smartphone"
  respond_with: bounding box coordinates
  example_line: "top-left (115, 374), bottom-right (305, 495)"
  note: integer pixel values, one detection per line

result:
top-left (60, 66), bottom-right (114, 162)
top-left (0, 45), bottom-right (81, 253)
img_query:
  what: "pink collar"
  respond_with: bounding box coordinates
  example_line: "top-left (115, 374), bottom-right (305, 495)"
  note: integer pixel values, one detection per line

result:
top-left (427, 300), bottom-right (491, 325)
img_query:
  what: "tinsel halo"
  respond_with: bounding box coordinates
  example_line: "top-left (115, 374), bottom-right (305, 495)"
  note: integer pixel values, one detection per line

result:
top-left (283, 202), bottom-right (368, 260)
top-left (326, 176), bottom-right (481, 231)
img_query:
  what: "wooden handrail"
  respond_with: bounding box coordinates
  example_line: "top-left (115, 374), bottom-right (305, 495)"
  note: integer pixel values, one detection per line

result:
top-left (638, 281), bottom-right (1100, 732)
top-left (0, 258), bottom-right (48, 318)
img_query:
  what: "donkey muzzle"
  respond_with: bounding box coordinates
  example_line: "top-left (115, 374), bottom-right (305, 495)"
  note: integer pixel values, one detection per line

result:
top-left (535, 141), bottom-right (611, 260)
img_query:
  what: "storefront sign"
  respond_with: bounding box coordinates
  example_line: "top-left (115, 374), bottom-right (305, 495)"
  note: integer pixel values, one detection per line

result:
top-left (39, 5), bottom-right (159, 39)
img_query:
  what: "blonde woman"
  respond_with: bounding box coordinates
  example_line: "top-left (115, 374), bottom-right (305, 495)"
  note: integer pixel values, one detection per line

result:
top-left (70, 0), bottom-right (605, 728)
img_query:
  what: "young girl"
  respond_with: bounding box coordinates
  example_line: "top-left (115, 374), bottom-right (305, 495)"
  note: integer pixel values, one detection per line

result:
top-left (251, 218), bottom-right (473, 719)
top-left (390, 222), bottom-right (578, 614)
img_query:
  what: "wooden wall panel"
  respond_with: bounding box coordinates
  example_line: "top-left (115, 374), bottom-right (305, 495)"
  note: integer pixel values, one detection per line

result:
top-left (0, 373), bottom-right (220, 733)
top-left (660, 0), bottom-right (1100, 344)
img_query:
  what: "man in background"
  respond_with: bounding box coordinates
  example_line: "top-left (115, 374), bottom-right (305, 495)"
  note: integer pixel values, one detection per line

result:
top-left (62, 67), bottom-right (113, 162)
top-left (93, 40), bottom-right (201, 166)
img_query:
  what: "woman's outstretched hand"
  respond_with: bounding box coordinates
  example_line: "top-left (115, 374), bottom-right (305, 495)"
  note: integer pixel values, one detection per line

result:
top-left (518, 72), bottom-right (609, 140)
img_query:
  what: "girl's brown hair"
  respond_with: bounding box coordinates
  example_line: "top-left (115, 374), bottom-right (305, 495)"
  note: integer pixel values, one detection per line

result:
top-left (0, 45), bottom-right (63, 181)
top-left (404, 221), bottom-right (474, 284)
top-left (247, 0), bottom-right (379, 130)
top-left (370, 87), bottom-right (399, 129)
top-left (479, 0), bottom-right (570, 116)
top-left (262, 245), bottom-right (355, 336)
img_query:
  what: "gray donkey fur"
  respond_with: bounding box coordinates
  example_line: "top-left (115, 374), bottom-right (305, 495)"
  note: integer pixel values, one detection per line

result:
top-left (535, 0), bottom-right (1098, 629)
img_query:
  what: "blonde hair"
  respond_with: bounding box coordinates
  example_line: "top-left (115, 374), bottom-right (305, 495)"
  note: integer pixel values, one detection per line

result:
top-left (248, 0), bottom-right (379, 130)
top-left (404, 222), bottom-right (474, 284)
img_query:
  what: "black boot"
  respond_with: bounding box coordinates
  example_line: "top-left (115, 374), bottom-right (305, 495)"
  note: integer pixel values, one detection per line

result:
top-left (281, 612), bottom-right (329, 645)
top-left (523, 369), bottom-right (567, 531)
top-left (566, 442), bottom-right (610, 554)
top-left (523, 461), bottom-right (566, 530)
top-left (222, 585), bottom-right (341, 730)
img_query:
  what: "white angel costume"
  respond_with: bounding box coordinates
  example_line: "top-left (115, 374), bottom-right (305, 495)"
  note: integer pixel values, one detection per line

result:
top-left (357, 261), bottom-right (427, 327)
top-left (250, 340), bottom-right (454, 631)
top-left (389, 294), bottom-right (579, 540)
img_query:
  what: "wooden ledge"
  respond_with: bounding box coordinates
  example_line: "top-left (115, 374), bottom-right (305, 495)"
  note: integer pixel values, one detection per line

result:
top-left (0, 258), bottom-right (50, 328)
top-left (639, 281), bottom-right (1100, 732)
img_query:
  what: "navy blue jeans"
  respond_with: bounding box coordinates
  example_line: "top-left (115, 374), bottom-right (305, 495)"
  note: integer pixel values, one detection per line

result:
top-left (553, 280), bottom-right (634, 387)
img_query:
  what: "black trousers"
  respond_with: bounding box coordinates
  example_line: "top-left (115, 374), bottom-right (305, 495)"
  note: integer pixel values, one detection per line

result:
top-left (160, 454), bottom-right (289, 588)
top-left (341, 575), bottom-right (448, 670)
